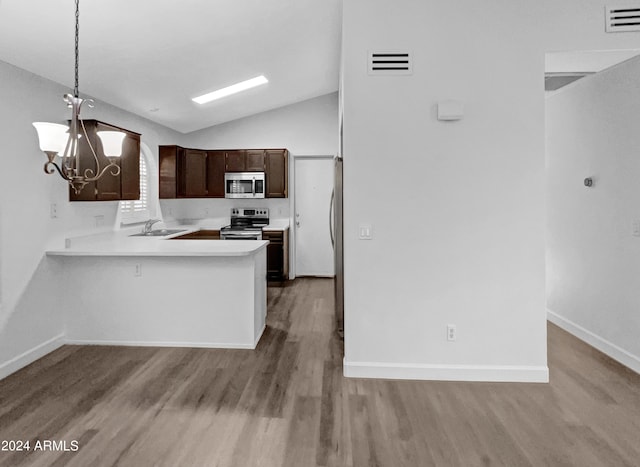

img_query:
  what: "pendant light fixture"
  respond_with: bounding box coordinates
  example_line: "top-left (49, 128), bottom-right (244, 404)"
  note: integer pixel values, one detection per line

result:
top-left (32, 0), bottom-right (125, 195)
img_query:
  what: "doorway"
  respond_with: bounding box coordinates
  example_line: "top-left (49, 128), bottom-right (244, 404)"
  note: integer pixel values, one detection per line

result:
top-left (294, 156), bottom-right (335, 276)
top-left (545, 49), bottom-right (640, 373)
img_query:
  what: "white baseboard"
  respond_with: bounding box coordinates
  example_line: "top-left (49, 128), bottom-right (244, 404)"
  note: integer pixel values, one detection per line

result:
top-left (0, 333), bottom-right (65, 381)
top-left (253, 324), bottom-right (266, 349)
top-left (547, 309), bottom-right (640, 375)
top-left (343, 359), bottom-right (549, 383)
top-left (295, 274), bottom-right (335, 278)
top-left (65, 338), bottom-right (257, 350)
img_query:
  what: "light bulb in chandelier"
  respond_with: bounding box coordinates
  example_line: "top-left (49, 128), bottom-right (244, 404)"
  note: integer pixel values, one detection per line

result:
top-left (97, 131), bottom-right (125, 158)
top-left (32, 122), bottom-right (68, 156)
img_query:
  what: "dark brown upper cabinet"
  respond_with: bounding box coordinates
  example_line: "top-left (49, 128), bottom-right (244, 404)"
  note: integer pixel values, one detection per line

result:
top-left (265, 149), bottom-right (288, 198)
top-left (225, 150), bottom-right (246, 172)
top-left (159, 145), bottom-right (288, 199)
top-left (207, 150), bottom-right (226, 198)
top-left (225, 149), bottom-right (265, 172)
top-left (245, 150), bottom-right (265, 171)
top-left (178, 149), bottom-right (208, 197)
top-left (70, 120), bottom-right (140, 202)
top-left (159, 145), bottom-right (180, 199)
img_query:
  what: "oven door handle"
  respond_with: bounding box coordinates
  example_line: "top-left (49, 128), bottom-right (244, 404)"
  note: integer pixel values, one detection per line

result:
top-left (221, 232), bottom-right (261, 240)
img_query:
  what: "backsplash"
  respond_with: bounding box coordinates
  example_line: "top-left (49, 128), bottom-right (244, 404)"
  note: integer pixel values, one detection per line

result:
top-left (159, 198), bottom-right (290, 223)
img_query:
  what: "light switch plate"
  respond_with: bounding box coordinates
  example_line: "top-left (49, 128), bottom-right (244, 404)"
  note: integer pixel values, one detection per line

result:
top-left (437, 99), bottom-right (464, 121)
top-left (358, 224), bottom-right (373, 240)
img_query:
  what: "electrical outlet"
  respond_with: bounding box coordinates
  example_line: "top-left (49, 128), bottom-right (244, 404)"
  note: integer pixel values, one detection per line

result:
top-left (134, 263), bottom-right (142, 277)
top-left (95, 215), bottom-right (104, 228)
top-left (633, 220), bottom-right (640, 237)
top-left (50, 203), bottom-right (58, 219)
top-left (447, 324), bottom-right (457, 342)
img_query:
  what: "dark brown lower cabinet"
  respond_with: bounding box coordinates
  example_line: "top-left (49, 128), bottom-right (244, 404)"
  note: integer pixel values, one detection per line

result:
top-left (169, 230), bottom-right (220, 240)
top-left (263, 229), bottom-right (289, 281)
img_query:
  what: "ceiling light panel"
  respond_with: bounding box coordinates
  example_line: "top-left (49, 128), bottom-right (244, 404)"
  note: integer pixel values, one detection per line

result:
top-left (192, 75), bottom-right (269, 104)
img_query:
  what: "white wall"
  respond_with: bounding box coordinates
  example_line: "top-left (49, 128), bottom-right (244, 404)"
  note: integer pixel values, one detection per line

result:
top-left (546, 56), bottom-right (640, 373)
top-left (161, 92), bottom-right (338, 222)
top-left (187, 92), bottom-right (338, 154)
top-left (0, 60), bottom-right (183, 377)
top-left (61, 253), bottom-right (266, 349)
top-left (341, 0), bottom-right (640, 381)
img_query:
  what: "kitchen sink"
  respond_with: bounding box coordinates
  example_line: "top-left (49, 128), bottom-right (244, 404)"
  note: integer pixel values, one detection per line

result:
top-left (129, 229), bottom-right (187, 237)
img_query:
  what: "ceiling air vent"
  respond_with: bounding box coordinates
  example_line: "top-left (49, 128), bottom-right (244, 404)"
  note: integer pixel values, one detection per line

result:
top-left (368, 51), bottom-right (412, 75)
top-left (606, 5), bottom-right (640, 32)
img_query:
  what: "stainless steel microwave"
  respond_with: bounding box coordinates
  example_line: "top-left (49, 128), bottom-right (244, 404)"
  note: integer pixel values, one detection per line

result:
top-left (224, 172), bottom-right (265, 198)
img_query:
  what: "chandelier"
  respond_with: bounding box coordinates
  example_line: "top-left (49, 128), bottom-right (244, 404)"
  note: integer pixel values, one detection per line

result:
top-left (32, 0), bottom-right (125, 195)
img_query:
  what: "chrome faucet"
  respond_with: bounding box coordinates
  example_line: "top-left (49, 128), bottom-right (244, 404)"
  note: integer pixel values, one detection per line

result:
top-left (143, 219), bottom-right (161, 233)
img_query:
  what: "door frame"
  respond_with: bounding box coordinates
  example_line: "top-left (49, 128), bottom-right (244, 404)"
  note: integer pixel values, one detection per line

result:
top-left (290, 154), bottom-right (335, 279)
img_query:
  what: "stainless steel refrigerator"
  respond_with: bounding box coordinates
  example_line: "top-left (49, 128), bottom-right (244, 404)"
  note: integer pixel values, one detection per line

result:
top-left (330, 156), bottom-right (344, 338)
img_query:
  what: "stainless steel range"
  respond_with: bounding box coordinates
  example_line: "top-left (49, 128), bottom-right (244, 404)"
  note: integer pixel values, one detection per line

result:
top-left (220, 208), bottom-right (269, 240)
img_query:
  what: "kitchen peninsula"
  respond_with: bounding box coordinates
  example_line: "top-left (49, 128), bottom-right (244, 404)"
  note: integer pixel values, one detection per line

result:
top-left (46, 230), bottom-right (267, 349)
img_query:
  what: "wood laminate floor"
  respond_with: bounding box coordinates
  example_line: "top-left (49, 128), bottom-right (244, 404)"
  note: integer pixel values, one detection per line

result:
top-left (1, 278), bottom-right (639, 466)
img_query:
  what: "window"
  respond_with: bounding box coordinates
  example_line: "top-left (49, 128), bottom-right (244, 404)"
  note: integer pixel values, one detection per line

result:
top-left (120, 150), bottom-right (151, 223)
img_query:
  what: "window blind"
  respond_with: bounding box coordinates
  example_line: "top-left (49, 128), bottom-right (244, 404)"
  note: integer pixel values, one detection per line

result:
top-left (120, 154), bottom-right (149, 221)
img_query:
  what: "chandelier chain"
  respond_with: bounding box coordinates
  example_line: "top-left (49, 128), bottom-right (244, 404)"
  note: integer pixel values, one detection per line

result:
top-left (33, 0), bottom-right (124, 195)
top-left (74, 0), bottom-right (79, 97)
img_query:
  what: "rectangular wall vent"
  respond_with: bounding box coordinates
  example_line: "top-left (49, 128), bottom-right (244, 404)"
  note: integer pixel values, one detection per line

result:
top-left (368, 51), bottom-right (412, 75)
top-left (606, 5), bottom-right (640, 32)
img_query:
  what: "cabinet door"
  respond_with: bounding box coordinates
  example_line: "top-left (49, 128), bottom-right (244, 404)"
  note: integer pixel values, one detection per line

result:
top-left (159, 145), bottom-right (178, 199)
top-left (207, 150), bottom-right (226, 198)
top-left (119, 133), bottom-right (141, 201)
top-left (245, 150), bottom-right (265, 172)
top-left (225, 150), bottom-right (246, 172)
top-left (179, 149), bottom-right (208, 197)
top-left (264, 231), bottom-right (284, 280)
top-left (265, 149), bottom-right (288, 198)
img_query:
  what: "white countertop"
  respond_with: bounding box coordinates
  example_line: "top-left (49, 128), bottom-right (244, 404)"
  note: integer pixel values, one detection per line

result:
top-left (263, 219), bottom-right (290, 231)
top-left (46, 227), bottom-right (268, 257)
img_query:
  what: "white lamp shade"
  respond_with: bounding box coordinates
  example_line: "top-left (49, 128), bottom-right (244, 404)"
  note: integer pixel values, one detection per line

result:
top-left (32, 122), bottom-right (69, 155)
top-left (97, 131), bottom-right (125, 157)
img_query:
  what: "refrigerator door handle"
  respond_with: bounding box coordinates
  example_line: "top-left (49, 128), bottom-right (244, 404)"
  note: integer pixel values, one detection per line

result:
top-left (329, 189), bottom-right (335, 249)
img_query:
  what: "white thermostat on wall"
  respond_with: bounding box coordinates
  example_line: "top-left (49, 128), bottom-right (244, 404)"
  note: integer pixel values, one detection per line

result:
top-left (437, 100), bottom-right (464, 121)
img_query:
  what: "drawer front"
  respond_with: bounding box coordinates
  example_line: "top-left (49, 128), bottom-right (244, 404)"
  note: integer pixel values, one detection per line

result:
top-left (263, 231), bottom-right (284, 242)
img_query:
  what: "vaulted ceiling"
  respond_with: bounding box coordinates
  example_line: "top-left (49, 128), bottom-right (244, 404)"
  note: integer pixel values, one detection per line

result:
top-left (0, 0), bottom-right (342, 133)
